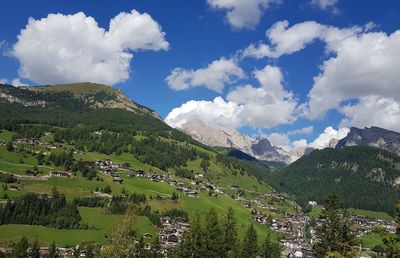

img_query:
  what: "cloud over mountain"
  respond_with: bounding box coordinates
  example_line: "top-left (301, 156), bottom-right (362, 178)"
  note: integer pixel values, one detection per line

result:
top-left (165, 58), bottom-right (244, 93)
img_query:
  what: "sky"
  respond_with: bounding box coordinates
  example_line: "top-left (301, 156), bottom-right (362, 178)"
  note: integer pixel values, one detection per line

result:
top-left (1, 0), bottom-right (400, 150)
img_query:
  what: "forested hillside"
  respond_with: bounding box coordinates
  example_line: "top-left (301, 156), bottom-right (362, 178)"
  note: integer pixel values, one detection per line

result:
top-left (268, 146), bottom-right (400, 215)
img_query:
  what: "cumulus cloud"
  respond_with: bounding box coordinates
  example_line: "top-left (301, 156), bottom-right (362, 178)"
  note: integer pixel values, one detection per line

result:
top-left (287, 126), bottom-right (314, 136)
top-left (309, 126), bottom-right (349, 149)
top-left (340, 96), bottom-right (400, 132)
top-left (0, 78), bottom-right (29, 87)
top-left (306, 30), bottom-right (400, 119)
top-left (226, 65), bottom-right (299, 128)
top-left (165, 58), bottom-right (245, 92)
top-left (267, 132), bottom-right (291, 147)
top-left (206, 0), bottom-right (281, 30)
top-left (310, 0), bottom-right (339, 14)
top-left (164, 97), bottom-right (243, 130)
top-left (12, 10), bottom-right (169, 85)
top-left (165, 65), bottom-right (299, 130)
top-left (242, 20), bottom-right (362, 59)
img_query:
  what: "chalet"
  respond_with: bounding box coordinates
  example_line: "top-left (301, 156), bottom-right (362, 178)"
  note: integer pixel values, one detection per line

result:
top-left (136, 170), bottom-right (146, 177)
top-left (62, 248), bottom-right (75, 257)
top-left (24, 170), bottom-right (37, 177)
top-left (187, 191), bottom-right (198, 198)
top-left (50, 171), bottom-right (70, 178)
top-left (143, 233), bottom-right (152, 239)
top-left (161, 216), bottom-right (172, 225)
top-left (8, 185), bottom-right (20, 191)
top-left (112, 176), bottom-right (123, 184)
top-left (167, 234), bottom-right (179, 243)
top-left (0, 139), bottom-right (5, 145)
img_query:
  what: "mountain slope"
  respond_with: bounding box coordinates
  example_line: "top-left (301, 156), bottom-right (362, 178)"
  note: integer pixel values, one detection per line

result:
top-left (2, 82), bottom-right (159, 118)
top-left (337, 126), bottom-right (400, 156)
top-left (268, 146), bottom-right (400, 215)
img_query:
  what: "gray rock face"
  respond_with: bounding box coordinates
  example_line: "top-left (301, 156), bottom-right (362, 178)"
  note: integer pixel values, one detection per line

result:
top-left (337, 126), bottom-right (400, 155)
top-left (180, 120), bottom-right (310, 164)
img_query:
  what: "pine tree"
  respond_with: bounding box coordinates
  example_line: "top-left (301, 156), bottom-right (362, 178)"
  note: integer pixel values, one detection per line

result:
top-left (313, 193), bottom-right (354, 258)
top-left (260, 232), bottom-right (281, 258)
top-left (29, 239), bottom-right (41, 258)
top-left (85, 244), bottom-right (94, 258)
top-left (11, 236), bottom-right (29, 258)
top-left (6, 141), bottom-right (13, 152)
top-left (241, 224), bottom-right (258, 258)
top-left (204, 208), bottom-right (224, 257)
top-left (48, 241), bottom-right (60, 258)
top-left (223, 207), bottom-right (238, 257)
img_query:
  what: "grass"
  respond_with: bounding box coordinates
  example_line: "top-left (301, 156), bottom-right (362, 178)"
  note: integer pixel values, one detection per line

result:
top-left (0, 130), bottom-right (14, 141)
top-left (348, 208), bottom-right (393, 220)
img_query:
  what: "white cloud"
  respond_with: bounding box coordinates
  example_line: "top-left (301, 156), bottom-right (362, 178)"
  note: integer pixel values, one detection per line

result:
top-left (164, 97), bottom-right (243, 130)
top-left (242, 20), bottom-right (362, 59)
top-left (12, 10), bottom-right (168, 85)
top-left (11, 78), bottom-right (29, 87)
top-left (166, 65), bottom-right (299, 130)
top-left (165, 58), bottom-right (245, 93)
top-left (267, 132), bottom-right (290, 147)
top-left (287, 126), bottom-right (314, 136)
top-left (227, 65), bottom-right (299, 128)
top-left (206, 0), bottom-right (281, 30)
top-left (340, 96), bottom-right (400, 132)
top-left (309, 126), bottom-right (349, 149)
top-left (306, 30), bottom-right (400, 119)
top-left (0, 78), bottom-right (29, 87)
top-left (311, 0), bottom-right (339, 14)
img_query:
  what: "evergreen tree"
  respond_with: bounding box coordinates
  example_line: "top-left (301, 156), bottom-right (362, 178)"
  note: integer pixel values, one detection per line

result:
top-left (204, 208), bottom-right (224, 257)
top-left (241, 224), bottom-right (258, 258)
top-left (383, 202), bottom-right (400, 257)
top-left (29, 239), bottom-right (41, 258)
top-left (223, 207), bottom-right (238, 257)
top-left (260, 232), bottom-right (281, 258)
top-left (313, 193), bottom-right (354, 258)
top-left (48, 241), bottom-right (60, 258)
top-left (6, 141), bottom-right (13, 152)
top-left (85, 244), bottom-right (94, 258)
top-left (11, 236), bottom-right (29, 258)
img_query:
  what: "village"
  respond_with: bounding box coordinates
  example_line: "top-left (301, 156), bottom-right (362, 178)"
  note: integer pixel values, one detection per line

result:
top-left (1, 140), bottom-right (398, 257)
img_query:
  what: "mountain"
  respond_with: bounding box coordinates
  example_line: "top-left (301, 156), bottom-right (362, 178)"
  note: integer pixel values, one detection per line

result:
top-left (1, 82), bottom-right (159, 118)
top-left (180, 119), bottom-right (254, 151)
top-left (337, 126), bottom-right (400, 156)
top-left (180, 120), bottom-right (309, 164)
top-left (268, 146), bottom-right (400, 215)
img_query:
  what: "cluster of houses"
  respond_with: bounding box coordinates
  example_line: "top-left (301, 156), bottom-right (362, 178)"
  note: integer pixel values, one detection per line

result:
top-left (159, 216), bottom-right (190, 248)
top-left (14, 137), bottom-right (63, 149)
top-left (0, 246), bottom-right (90, 257)
top-left (95, 159), bottom-right (132, 184)
top-left (349, 215), bottom-right (397, 237)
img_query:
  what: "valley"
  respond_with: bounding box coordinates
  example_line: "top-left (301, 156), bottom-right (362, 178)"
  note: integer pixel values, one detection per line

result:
top-left (0, 83), bottom-right (398, 257)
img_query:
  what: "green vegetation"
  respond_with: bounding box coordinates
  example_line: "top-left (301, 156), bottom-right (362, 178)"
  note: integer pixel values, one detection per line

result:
top-left (269, 146), bottom-right (400, 215)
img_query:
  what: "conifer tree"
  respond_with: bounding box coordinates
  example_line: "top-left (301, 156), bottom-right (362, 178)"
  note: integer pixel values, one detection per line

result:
top-left (241, 224), bottom-right (258, 258)
top-left (313, 193), bottom-right (354, 258)
top-left (29, 239), bottom-right (41, 258)
top-left (204, 208), bottom-right (224, 257)
top-left (383, 202), bottom-right (400, 257)
top-left (223, 207), bottom-right (238, 258)
top-left (48, 241), bottom-right (60, 258)
top-left (260, 232), bottom-right (281, 258)
top-left (11, 236), bottom-right (29, 258)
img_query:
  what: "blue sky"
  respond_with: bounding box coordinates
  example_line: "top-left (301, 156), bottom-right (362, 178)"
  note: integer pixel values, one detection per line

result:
top-left (1, 0), bottom-right (400, 148)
